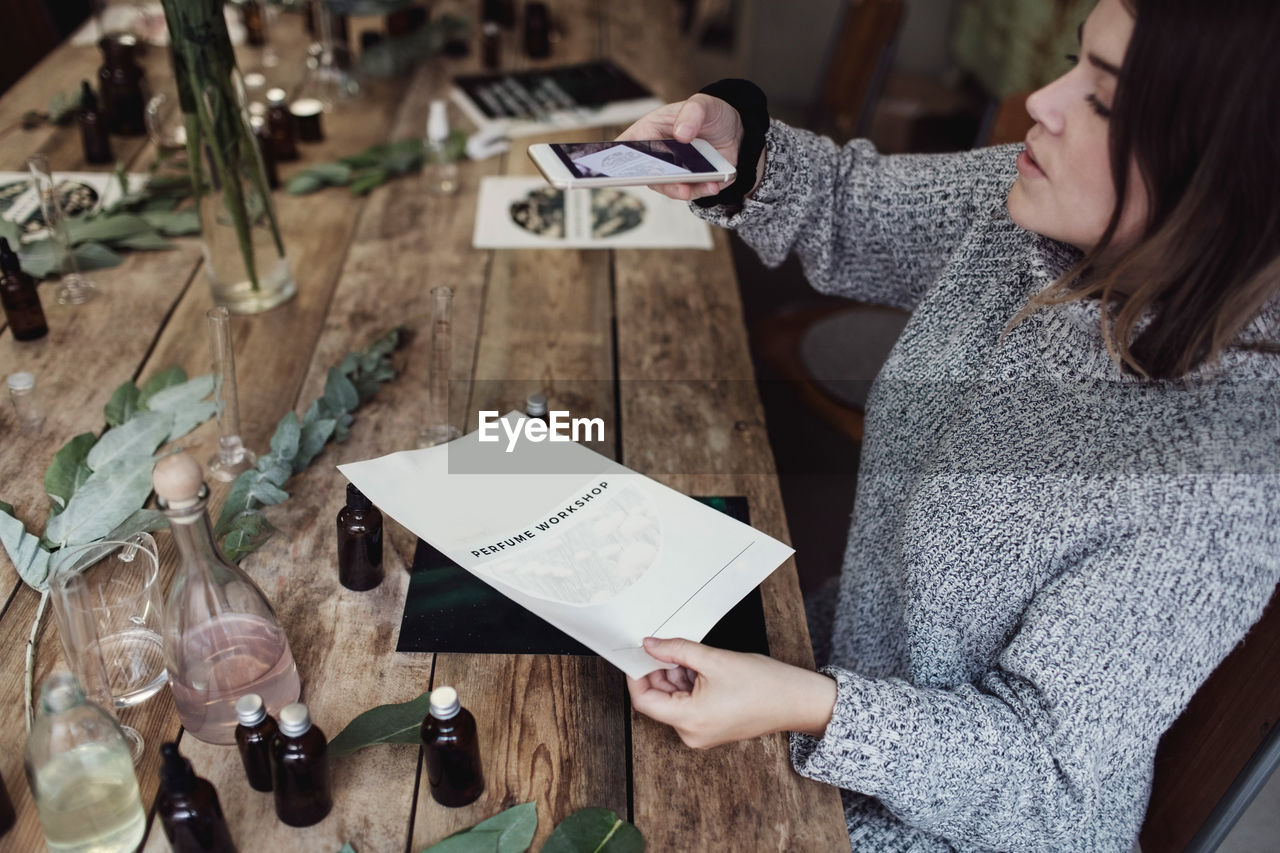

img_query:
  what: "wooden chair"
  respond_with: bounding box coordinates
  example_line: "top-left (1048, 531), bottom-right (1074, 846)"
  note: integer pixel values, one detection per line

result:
top-left (1141, 588), bottom-right (1280, 851)
top-left (811, 0), bottom-right (905, 142)
top-left (981, 90), bottom-right (1035, 147)
top-left (752, 303), bottom-right (909, 445)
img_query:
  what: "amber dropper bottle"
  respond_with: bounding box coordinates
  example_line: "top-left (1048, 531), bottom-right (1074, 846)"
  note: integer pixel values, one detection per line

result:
top-left (0, 237), bottom-right (48, 341)
top-left (78, 80), bottom-right (113, 165)
top-left (156, 742), bottom-right (238, 853)
top-left (337, 483), bottom-right (383, 591)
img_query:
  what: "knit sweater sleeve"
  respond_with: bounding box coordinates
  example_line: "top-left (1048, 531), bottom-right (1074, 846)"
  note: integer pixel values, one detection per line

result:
top-left (692, 121), bottom-right (1020, 311)
top-left (790, 474), bottom-right (1280, 850)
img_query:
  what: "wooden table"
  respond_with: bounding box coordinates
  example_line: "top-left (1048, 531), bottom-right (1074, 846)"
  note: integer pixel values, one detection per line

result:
top-left (0, 3), bottom-right (848, 850)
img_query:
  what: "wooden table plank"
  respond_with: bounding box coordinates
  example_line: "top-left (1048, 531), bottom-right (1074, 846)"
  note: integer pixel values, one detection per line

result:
top-left (600, 4), bottom-right (852, 847)
top-left (412, 2), bottom-right (629, 848)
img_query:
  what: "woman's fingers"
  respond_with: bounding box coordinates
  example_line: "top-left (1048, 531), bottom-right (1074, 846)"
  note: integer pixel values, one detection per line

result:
top-left (672, 98), bottom-right (707, 142)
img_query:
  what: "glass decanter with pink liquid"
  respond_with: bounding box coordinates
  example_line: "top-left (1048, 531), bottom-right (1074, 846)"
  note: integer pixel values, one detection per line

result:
top-left (154, 453), bottom-right (300, 744)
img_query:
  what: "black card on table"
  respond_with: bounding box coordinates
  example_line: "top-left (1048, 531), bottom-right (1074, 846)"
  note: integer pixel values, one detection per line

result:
top-left (396, 496), bottom-right (770, 657)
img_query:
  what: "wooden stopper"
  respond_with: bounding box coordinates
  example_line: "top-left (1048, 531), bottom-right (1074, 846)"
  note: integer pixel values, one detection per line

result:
top-left (152, 452), bottom-right (204, 507)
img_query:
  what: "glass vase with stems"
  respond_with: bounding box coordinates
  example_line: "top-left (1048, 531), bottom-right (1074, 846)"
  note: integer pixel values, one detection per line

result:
top-left (161, 0), bottom-right (296, 314)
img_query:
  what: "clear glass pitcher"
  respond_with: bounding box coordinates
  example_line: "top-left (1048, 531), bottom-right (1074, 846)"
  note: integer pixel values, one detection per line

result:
top-left (49, 532), bottom-right (166, 759)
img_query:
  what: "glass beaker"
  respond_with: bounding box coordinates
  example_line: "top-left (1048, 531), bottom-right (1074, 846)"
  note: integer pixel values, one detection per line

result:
top-left (416, 285), bottom-right (461, 448)
top-left (26, 154), bottom-right (98, 305)
top-left (49, 533), bottom-right (167, 760)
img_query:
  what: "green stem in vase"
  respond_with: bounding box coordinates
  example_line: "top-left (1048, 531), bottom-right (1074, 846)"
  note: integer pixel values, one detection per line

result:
top-left (161, 0), bottom-right (285, 292)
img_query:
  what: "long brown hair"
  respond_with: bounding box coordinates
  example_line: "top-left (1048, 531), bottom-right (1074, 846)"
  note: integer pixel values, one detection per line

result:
top-left (1019, 0), bottom-right (1280, 379)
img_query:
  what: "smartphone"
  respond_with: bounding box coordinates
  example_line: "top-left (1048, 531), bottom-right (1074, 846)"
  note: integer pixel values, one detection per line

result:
top-left (527, 139), bottom-right (736, 189)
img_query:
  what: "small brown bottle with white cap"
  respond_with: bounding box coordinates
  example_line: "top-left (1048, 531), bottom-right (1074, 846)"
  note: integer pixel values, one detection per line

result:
top-left (270, 702), bottom-right (332, 826)
top-left (419, 686), bottom-right (484, 807)
top-left (234, 693), bottom-right (277, 792)
top-left (265, 88), bottom-right (299, 162)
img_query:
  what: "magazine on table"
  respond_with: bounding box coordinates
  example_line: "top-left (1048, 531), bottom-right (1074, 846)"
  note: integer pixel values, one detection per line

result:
top-left (451, 60), bottom-right (663, 138)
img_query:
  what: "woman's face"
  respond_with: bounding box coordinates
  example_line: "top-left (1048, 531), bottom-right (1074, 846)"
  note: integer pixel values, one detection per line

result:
top-left (1006, 0), bottom-right (1147, 250)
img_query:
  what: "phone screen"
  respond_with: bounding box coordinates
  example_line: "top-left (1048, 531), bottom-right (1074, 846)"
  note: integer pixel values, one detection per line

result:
top-left (550, 140), bottom-right (718, 179)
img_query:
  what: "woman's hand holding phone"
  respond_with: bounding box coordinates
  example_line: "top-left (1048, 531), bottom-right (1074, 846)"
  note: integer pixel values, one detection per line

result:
top-left (616, 94), bottom-right (752, 202)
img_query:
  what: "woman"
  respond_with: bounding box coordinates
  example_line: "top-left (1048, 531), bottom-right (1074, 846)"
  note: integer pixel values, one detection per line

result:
top-left (620, 0), bottom-right (1280, 850)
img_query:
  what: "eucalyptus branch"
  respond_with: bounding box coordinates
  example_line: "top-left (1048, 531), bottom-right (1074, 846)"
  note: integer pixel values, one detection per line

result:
top-left (26, 589), bottom-right (49, 731)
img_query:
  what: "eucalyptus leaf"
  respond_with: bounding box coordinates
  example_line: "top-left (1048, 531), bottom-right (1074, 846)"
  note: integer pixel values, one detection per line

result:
top-left (141, 208), bottom-right (201, 235)
top-left (310, 162), bottom-right (353, 183)
top-left (336, 845), bottom-right (357, 853)
top-left (325, 368), bottom-right (360, 414)
top-left (141, 195), bottom-right (180, 213)
top-left (166, 399), bottom-right (218, 442)
top-left (145, 374), bottom-right (215, 412)
top-left (365, 327), bottom-right (402, 361)
top-left (216, 470), bottom-right (258, 538)
top-left (44, 456), bottom-right (154, 547)
top-left (45, 433), bottom-right (99, 511)
top-left (259, 461), bottom-right (293, 492)
top-left (219, 510), bottom-right (276, 564)
top-left (284, 172), bottom-right (326, 195)
top-left (73, 241), bottom-right (125, 272)
top-left (65, 214), bottom-right (155, 245)
top-left (349, 169), bottom-right (388, 196)
top-left (106, 508), bottom-right (168, 541)
top-left (420, 802), bottom-right (538, 853)
top-left (104, 381), bottom-right (141, 427)
top-left (540, 809), bottom-right (643, 853)
top-left (295, 418), bottom-right (336, 473)
top-left (269, 411), bottom-right (302, 462)
top-left (328, 691), bottom-right (433, 758)
top-left (115, 232), bottom-right (174, 251)
top-left (86, 411), bottom-right (173, 473)
top-left (0, 505), bottom-right (53, 590)
top-left (333, 412), bottom-right (355, 443)
top-left (138, 366), bottom-right (188, 407)
top-left (248, 479), bottom-right (288, 506)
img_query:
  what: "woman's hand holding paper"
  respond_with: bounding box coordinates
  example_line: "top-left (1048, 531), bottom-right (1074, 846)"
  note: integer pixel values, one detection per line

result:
top-left (627, 636), bottom-right (837, 749)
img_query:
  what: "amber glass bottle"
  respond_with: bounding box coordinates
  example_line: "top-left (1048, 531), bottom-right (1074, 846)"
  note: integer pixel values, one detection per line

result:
top-left (0, 768), bottom-right (14, 837)
top-left (420, 686), bottom-right (485, 807)
top-left (78, 81), bottom-right (113, 165)
top-left (156, 742), bottom-right (238, 853)
top-left (97, 35), bottom-right (147, 136)
top-left (271, 703), bottom-right (332, 826)
top-left (0, 237), bottom-right (48, 341)
top-left (234, 693), bottom-right (277, 792)
top-left (337, 483), bottom-right (383, 591)
top-left (264, 89), bottom-right (299, 162)
top-left (240, 0), bottom-right (267, 46)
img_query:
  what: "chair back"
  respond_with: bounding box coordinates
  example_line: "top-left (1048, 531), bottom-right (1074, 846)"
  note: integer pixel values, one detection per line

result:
top-left (1141, 586), bottom-right (1280, 851)
top-left (812, 0), bottom-right (905, 141)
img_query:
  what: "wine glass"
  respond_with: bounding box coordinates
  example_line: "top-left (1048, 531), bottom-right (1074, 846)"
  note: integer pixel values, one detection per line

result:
top-left (48, 533), bottom-right (167, 762)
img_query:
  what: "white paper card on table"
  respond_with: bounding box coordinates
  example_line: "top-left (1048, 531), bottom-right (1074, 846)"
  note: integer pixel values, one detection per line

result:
top-left (472, 176), bottom-right (712, 250)
top-left (338, 413), bottom-right (793, 679)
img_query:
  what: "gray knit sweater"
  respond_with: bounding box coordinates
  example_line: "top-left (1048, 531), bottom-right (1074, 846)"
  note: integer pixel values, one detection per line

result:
top-left (694, 121), bottom-right (1280, 852)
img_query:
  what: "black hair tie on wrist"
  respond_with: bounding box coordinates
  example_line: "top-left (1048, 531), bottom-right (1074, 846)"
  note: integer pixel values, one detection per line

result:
top-left (693, 79), bottom-right (769, 210)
